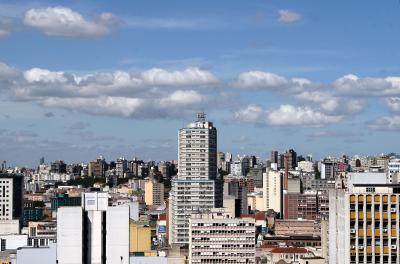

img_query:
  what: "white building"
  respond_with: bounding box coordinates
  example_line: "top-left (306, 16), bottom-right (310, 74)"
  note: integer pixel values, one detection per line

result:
top-left (189, 208), bottom-right (256, 264)
top-left (298, 161), bottom-right (314, 173)
top-left (169, 113), bottom-right (218, 246)
top-left (57, 192), bottom-right (130, 264)
top-left (387, 158), bottom-right (400, 183)
top-left (262, 170), bottom-right (282, 213)
top-left (321, 160), bottom-right (336, 180)
top-left (116, 157), bottom-right (128, 178)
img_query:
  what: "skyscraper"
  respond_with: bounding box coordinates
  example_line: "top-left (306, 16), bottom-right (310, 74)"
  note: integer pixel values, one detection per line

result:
top-left (169, 113), bottom-right (219, 246)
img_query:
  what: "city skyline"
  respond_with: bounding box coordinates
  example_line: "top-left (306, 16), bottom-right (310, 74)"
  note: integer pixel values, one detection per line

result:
top-left (2, 0), bottom-right (400, 166)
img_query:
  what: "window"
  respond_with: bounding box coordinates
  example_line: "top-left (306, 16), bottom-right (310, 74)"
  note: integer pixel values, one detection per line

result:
top-left (366, 187), bottom-right (375, 192)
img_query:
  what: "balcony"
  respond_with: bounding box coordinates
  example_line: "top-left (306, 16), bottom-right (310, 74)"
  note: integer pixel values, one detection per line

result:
top-left (350, 212), bottom-right (357, 219)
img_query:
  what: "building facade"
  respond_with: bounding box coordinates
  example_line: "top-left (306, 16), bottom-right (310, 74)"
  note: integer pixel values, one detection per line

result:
top-left (169, 113), bottom-right (219, 246)
top-left (329, 184), bottom-right (400, 264)
top-left (0, 174), bottom-right (23, 223)
top-left (57, 192), bottom-right (130, 264)
top-left (189, 208), bottom-right (256, 264)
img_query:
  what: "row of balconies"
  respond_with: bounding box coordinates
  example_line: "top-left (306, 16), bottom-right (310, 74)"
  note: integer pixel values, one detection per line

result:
top-left (350, 211), bottom-right (397, 219)
top-left (350, 245), bottom-right (397, 254)
top-left (353, 229), bottom-right (398, 237)
top-left (350, 195), bottom-right (398, 203)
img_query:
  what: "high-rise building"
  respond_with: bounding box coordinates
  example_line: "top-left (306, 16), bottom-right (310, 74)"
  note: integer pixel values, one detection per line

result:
top-left (57, 192), bottom-right (129, 264)
top-left (144, 180), bottom-right (165, 207)
top-left (271, 151), bottom-right (278, 164)
top-left (0, 173), bottom-right (24, 223)
top-left (224, 179), bottom-right (248, 215)
top-left (50, 160), bottom-right (67, 174)
top-left (262, 170), bottom-right (283, 214)
top-left (169, 113), bottom-right (219, 246)
top-left (321, 160), bottom-right (336, 180)
top-left (329, 183), bottom-right (400, 264)
top-left (88, 157), bottom-right (106, 177)
top-left (116, 157), bottom-right (128, 178)
top-left (189, 208), bottom-right (256, 264)
top-left (248, 167), bottom-right (263, 189)
top-left (285, 149), bottom-right (297, 170)
top-left (217, 152), bottom-right (225, 170)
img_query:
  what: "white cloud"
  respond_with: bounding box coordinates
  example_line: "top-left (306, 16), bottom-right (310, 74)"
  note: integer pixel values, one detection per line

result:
top-left (23, 6), bottom-right (119, 38)
top-left (334, 74), bottom-right (400, 96)
top-left (278, 10), bottom-right (302, 24)
top-left (141, 67), bottom-right (218, 86)
top-left (385, 97), bottom-right (400, 113)
top-left (0, 62), bottom-right (217, 119)
top-left (236, 71), bottom-right (288, 89)
top-left (295, 90), bottom-right (365, 114)
top-left (235, 104), bottom-right (342, 127)
top-left (368, 116), bottom-right (400, 131)
top-left (160, 90), bottom-right (206, 106)
top-left (24, 68), bottom-right (68, 83)
top-left (235, 70), bottom-right (319, 93)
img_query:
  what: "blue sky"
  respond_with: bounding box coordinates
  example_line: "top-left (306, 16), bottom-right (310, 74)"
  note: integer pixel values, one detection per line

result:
top-left (1, 0), bottom-right (400, 166)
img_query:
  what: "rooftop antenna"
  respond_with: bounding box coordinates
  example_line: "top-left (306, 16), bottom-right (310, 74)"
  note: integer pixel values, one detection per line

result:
top-left (197, 112), bottom-right (206, 122)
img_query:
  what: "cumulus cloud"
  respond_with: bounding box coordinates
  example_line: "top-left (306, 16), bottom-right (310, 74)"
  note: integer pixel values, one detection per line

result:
top-left (23, 6), bottom-right (119, 38)
top-left (141, 67), bottom-right (218, 86)
top-left (334, 74), bottom-right (400, 96)
top-left (235, 104), bottom-right (342, 127)
top-left (236, 71), bottom-right (288, 89)
top-left (0, 62), bottom-right (219, 119)
top-left (278, 10), bottom-right (302, 24)
top-left (236, 70), bottom-right (365, 116)
top-left (385, 97), bottom-right (400, 113)
top-left (24, 68), bottom-right (68, 83)
top-left (368, 116), bottom-right (400, 131)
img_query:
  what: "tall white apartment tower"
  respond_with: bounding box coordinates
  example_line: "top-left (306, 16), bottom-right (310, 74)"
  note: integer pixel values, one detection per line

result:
top-left (169, 113), bottom-right (220, 246)
top-left (178, 112), bottom-right (217, 181)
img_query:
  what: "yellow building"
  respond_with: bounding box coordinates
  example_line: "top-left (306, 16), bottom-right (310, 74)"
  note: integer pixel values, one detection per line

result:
top-left (144, 180), bottom-right (164, 207)
top-left (129, 221), bottom-right (157, 256)
top-left (0, 258), bottom-right (12, 264)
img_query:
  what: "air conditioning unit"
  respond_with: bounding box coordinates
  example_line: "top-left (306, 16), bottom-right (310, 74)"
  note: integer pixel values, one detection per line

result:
top-left (391, 245), bottom-right (397, 250)
top-left (350, 229), bottom-right (356, 233)
top-left (391, 208), bottom-right (396, 212)
top-left (351, 246), bottom-right (356, 249)
top-left (384, 229), bottom-right (388, 233)
top-left (359, 246), bottom-right (364, 250)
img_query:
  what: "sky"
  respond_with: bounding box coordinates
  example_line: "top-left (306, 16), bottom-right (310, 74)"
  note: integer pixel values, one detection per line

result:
top-left (1, 0), bottom-right (400, 167)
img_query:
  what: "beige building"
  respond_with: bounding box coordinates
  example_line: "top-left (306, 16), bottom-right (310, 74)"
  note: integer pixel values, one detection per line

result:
top-left (189, 208), bottom-right (256, 264)
top-left (263, 170), bottom-right (283, 213)
top-left (145, 180), bottom-right (164, 207)
top-left (88, 158), bottom-right (105, 177)
top-left (275, 219), bottom-right (321, 237)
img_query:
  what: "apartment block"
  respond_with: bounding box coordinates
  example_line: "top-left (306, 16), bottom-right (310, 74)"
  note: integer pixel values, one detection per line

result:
top-left (330, 184), bottom-right (400, 264)
top-left (189, 208), bottom-right (256, 264)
